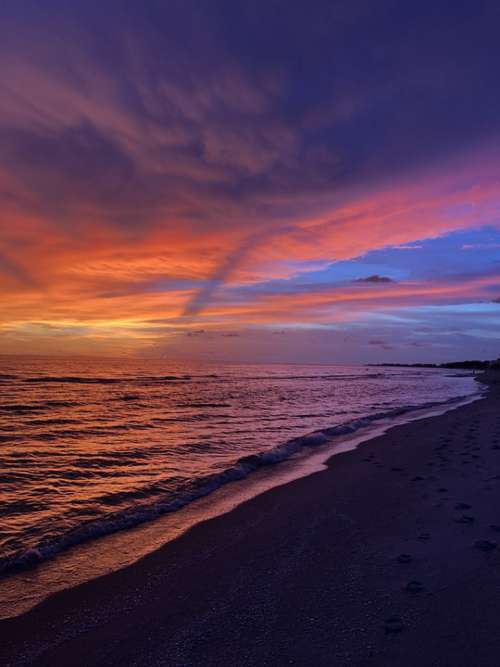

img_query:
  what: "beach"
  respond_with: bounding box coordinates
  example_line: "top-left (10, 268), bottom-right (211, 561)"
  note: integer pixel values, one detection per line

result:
top-left (1, 371), bottom-right (500, 666)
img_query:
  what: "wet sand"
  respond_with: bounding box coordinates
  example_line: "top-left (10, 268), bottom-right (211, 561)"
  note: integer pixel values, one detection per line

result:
top-left (1, 372), bottom-right (500, 666)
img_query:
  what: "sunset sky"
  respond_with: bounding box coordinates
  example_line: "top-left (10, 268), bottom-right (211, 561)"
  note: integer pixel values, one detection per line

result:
top-left (1, 1), bottom-right (500, 362)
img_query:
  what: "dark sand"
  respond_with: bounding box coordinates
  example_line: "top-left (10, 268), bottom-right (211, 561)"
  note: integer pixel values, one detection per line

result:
top-left (2, 373), bottom-right (500, 666)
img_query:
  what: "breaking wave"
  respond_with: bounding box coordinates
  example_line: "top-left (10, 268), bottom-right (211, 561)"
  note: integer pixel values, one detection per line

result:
top-left (0, 393), bottom-right (473, 576)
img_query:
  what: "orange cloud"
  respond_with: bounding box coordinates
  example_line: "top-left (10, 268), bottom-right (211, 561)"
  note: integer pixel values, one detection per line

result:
top-left (1, 142), bottom-right (500, 356)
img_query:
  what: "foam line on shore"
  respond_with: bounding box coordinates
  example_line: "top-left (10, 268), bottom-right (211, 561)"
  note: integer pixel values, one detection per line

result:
top-left (0, 390), bottom-right (482, 577)
top-left (0, 382), bottom-right (486, 620)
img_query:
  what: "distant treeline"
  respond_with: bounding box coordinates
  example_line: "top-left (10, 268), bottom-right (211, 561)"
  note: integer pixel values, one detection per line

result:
top-left (370, 359), bottom-right (499, 370)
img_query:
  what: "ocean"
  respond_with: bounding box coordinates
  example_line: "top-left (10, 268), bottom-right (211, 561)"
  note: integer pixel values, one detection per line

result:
top-left (0, 356), bottom-right (480, 616)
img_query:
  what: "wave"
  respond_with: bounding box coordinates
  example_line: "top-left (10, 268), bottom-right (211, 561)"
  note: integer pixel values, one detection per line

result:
top-left (21, 374), bottom-right (193, 385)
top-left (42, 400), bottom-right (81, 408)
top-left (0, 400), bottom-right (80, 415)
top-left (175, 402), bottom-right (232, 408)
top-left (28, 418), bottom-right (80, 426)
top-left (222, 373), bottom-right (388, 382)
top-left (0, 392), bottom-right (476, 577)
top-left (24, 376), bottom-right (122, 384)
top-left (0, 404), bottom-right (46, 414)
top-left (16, 372), bottom-right (390, 387)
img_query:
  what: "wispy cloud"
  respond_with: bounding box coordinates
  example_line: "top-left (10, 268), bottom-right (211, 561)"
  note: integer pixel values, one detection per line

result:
top-left (1, 2), bottom-right (500, 357)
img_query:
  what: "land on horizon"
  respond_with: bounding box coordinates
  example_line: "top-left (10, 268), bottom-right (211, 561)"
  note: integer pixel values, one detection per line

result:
top-left (369, 358), bottom-right (500, 370)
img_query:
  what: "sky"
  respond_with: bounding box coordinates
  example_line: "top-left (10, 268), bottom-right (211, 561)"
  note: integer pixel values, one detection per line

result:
top-left (1, 0), bottom-right (500, 363)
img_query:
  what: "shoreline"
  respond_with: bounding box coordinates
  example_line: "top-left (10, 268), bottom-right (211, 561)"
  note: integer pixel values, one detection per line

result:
top-left (0, 379), bottom-right (482, 620)
top-left (1, 373), bottom-right (500, 665)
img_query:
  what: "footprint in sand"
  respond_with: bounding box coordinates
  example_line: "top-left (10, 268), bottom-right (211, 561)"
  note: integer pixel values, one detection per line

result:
top-left (384, 617), bottom-right (404, 634)
top-left (405, 580), bottom-right (424, 593)
top-left (397, 554), bottom-right (413, 564)
top-left (474, 540), bottom-right (497, 552)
